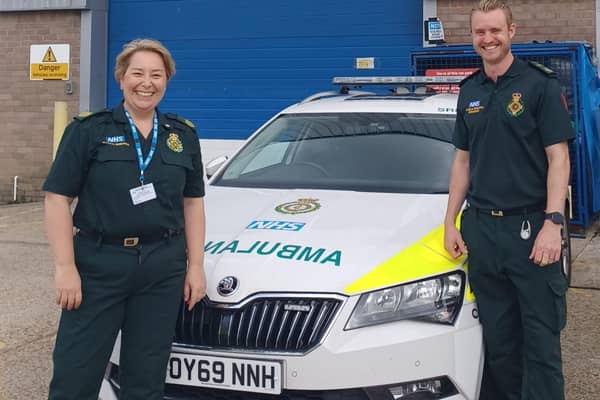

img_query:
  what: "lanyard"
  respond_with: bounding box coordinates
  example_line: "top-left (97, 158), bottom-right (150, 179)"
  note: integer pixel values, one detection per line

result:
top-left (124, 109), bottom-right (158, 184)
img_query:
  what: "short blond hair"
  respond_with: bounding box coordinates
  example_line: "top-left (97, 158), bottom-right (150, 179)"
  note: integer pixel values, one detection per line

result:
top-left (114, 38), bottom-right (176, 81)
top-left (471, 0), bottom-right (513, 27)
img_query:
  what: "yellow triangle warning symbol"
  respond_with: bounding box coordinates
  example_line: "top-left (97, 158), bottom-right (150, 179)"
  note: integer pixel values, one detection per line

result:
top-left (42, 46), bottom-right (57, 62)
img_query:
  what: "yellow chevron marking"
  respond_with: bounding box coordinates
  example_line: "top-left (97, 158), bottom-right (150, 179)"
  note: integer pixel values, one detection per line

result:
top-left (345, 219), bottom-right (475, 302)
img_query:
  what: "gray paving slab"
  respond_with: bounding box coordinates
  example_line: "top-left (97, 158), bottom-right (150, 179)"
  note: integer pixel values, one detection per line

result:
top-left (570, 218), bottom-right (600, 289)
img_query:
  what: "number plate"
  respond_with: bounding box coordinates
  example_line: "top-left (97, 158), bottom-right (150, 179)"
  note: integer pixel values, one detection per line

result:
top-left (166, 352), bottom-right (282, 394)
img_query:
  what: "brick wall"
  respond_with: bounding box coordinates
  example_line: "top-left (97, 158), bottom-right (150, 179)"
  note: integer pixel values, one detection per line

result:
top-left (0, 11), bottom-right (80, 203)
top-left (438, 0), bottom-right (596, 46)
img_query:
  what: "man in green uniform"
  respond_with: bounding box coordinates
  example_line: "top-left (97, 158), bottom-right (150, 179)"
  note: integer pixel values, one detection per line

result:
top-left (443, 1), bottom-right (573, 399)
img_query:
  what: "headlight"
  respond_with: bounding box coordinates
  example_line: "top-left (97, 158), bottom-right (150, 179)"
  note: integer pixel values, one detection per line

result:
top-left (345, 271), bottom-right (464, 329)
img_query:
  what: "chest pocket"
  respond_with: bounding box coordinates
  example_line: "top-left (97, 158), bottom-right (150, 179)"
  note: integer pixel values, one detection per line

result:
top-left (87, 144), bottom-right (139, 193)
top-left (160, 150), bottom-right (194, 170)
top-left (156, 149), bottom-right (194, 198)
top-left (499, 92), bottom-right (537, 140)
top-left (95, 144), bottom-right (137, 163)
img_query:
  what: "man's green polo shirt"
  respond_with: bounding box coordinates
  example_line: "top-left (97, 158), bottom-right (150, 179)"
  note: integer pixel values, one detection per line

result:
top-left (454, 57), bottom-right (574, 209)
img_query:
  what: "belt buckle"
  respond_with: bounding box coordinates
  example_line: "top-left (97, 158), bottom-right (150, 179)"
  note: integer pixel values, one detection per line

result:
top-left (123, 237), bottom-right (140, 247)
top-left (491, 210), bottom-right (504, 217)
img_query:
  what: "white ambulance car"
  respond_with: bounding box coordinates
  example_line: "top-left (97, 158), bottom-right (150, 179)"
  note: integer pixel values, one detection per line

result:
top-left (101, 76), bottom-right (487, 400)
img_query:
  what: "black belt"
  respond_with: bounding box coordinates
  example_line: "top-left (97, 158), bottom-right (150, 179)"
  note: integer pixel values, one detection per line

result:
top-left (472, 202), bottom-right (545, 217)
top-left (77, 229), bottom-right (182, 247)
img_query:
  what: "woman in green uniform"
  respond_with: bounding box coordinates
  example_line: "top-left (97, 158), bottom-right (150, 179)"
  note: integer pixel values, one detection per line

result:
top-left (44, 38), bottom-right (206, 400)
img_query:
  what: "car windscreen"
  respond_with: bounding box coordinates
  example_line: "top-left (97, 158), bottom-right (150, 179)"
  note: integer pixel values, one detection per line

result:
top-left (211, 112), bottom-right (456, 194)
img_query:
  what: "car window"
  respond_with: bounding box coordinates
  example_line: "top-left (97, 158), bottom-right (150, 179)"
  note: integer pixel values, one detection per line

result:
top-left (222, 117), bottom-right (302, 178)
top-left (213, 113), bottom-right (456, 194)
top-left (241, 142), bottom-right (288, 174)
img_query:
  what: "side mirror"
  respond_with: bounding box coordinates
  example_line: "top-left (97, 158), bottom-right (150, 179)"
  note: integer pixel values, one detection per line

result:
top-left (205, 155), bottom-right (228, 179)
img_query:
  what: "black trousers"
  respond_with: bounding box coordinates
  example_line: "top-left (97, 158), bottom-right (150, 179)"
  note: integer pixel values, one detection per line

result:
top-left (48, 234), bottom-right (187, 400)
top-left (462, 208), bottom-right (567, 400)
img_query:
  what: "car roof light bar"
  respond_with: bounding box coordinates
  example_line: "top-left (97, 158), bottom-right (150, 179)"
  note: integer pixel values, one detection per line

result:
top-left (332, 76), bottom-right (465, 85)
top-left (300, 90), bottom-right (375, 104)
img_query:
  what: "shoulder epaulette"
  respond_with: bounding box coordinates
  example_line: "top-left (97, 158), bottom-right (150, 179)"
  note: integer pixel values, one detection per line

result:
top-left (528, 61), bottom-right (556, 77)
top-left (459, 69), bottom-right (481, 87)
top-left (165, 113), bottom-right (196, 129)
top-left (74, 109), bottom-right (110, 121)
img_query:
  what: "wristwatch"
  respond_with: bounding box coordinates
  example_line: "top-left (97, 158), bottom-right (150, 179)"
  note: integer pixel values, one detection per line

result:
top-left (544, 212), bottom-right (565, 225)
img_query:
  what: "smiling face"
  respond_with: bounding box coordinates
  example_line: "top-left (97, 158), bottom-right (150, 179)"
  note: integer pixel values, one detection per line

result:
top-left (119, 50), bottom-right (167, 117)
top-left (471, 8), bottom-right (515, 71)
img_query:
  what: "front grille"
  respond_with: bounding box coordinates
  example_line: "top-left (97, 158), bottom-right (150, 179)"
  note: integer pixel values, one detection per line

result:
top-left (173, 296), bottom-right (343, 352)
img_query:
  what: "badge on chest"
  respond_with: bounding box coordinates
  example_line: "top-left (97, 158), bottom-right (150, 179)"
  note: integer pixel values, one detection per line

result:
top-left (130, 183), bottom-right (157, 205)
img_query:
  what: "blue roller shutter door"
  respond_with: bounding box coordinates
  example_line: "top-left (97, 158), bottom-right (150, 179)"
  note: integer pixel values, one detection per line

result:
top-left (108, 0), bottom-right (423, 139)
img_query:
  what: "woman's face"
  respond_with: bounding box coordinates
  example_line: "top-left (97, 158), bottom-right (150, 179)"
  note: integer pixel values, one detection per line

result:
top-left (120, 50), bottom-right (167, 116)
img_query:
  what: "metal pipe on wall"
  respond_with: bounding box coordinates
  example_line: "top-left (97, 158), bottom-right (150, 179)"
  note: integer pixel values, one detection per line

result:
top-left (13, 175), bottom-right (18, 202)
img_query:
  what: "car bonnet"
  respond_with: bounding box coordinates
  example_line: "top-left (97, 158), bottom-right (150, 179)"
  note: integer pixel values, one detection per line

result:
top-left (203, 186), bottom-right (466, 302)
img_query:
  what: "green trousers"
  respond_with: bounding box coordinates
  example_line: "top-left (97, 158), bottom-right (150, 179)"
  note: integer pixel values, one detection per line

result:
top-left (48, 234), bottom-right (187, 400)
top-left (461, 208), bottom-right (567, 400)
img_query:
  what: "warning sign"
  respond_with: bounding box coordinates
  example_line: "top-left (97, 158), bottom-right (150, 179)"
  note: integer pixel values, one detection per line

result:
top-left (30, 44), bottom-right (70, 80)
top-left (42, 47), bottom-right (57, 62)
top-left (425, 68), bottom-right (478, 93)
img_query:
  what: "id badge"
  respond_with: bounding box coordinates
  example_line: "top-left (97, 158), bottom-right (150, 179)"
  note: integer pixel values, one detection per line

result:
top-left (130, 183), bottom-right (157, 205)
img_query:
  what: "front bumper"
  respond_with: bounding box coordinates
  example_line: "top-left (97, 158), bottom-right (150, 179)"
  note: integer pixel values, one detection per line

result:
top-left (100, 300), bottom-right (483, 400)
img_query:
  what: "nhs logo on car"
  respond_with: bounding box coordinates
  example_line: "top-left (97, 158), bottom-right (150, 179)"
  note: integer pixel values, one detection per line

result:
top-left (246, 220), bottom-right (305, 231)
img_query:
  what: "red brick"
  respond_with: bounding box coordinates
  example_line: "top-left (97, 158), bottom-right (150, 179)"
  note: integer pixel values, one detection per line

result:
top-left (438, 0), bottom-right (595, 45)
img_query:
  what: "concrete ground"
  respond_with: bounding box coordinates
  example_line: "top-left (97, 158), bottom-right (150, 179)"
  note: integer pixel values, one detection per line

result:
top-left (0, 202), bottom-right (598, 399)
